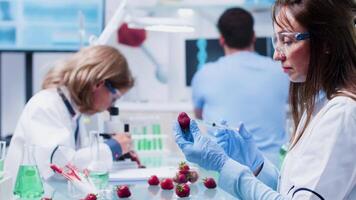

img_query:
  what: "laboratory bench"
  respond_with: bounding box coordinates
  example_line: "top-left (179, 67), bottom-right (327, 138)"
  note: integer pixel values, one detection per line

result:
top-left (43, 153), bottom-right (236, 200)
top-left (46, 178), bottom-right (236, 200)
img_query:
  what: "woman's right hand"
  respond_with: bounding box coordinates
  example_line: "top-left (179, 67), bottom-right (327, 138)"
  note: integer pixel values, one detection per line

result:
top-left (112, 133), bottom-right (133, 154)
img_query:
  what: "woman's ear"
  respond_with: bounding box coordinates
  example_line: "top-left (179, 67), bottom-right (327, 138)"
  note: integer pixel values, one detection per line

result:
top-left (252, 32), bottom-right (256, 43)
top-left (219, 36), bottom-right (225, 47)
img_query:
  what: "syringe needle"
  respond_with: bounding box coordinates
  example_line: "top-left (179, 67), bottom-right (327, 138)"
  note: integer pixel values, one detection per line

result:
top-left (195, 119), bottom-right (240, 132)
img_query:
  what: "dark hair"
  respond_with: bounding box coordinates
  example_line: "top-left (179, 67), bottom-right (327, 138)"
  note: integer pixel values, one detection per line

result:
top-left (272, 0), bottom-right (356, 147)
top-left (217, 7), bottom-right (254, 49)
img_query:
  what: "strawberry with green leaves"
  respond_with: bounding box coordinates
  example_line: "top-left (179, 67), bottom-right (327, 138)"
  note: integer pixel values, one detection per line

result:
top-left (175, 183), bottom-right (190, 198)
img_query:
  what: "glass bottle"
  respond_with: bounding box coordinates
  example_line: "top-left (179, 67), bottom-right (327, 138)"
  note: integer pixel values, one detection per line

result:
top-left (13, 144), bottom-right (44, 199)
top-left (88, 132), bottom-right (109, 190)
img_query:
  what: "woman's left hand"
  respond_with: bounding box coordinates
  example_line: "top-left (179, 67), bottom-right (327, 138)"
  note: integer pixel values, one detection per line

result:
top-left (173, 120), bottom-right (228, 172)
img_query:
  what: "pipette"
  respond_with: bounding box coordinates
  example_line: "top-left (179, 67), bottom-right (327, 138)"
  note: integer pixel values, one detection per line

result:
top-left (195, 119), bottom-right (240, 132)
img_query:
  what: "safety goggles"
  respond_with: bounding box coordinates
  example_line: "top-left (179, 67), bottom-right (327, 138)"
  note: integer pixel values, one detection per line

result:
top-left (272, 32), bottom-right (310, 54)
top-left (104, 80), bottom-right (123, 101)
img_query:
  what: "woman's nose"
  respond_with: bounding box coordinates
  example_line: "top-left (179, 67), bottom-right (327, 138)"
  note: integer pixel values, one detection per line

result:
top-left (273, 49), bottom-right (286, 61)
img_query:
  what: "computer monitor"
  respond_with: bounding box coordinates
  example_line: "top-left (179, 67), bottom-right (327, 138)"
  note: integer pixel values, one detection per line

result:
top-left (185, 37), bottom-right (274, 86)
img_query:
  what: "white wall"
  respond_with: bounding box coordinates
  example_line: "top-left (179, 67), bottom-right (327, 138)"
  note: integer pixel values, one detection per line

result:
top-left (0, 0), bottom-right (274, 135)
top-left (0, 53), bottom-right (26, 137)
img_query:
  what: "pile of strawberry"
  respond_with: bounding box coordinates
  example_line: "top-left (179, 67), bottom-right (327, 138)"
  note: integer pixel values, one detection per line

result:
top-left (147, 161), bottom-right (217, 198)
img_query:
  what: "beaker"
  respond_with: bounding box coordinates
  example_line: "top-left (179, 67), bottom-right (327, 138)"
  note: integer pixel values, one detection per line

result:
top-left (88, 131), bottom-right (109, 190)
top-left (13, 144), bottom-right (44, 199)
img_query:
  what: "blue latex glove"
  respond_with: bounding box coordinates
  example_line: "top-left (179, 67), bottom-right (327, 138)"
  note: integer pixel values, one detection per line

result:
top-left (173, 120), bottom-right (228, 172)
top-left (216, 122), bottom-right (264, 173)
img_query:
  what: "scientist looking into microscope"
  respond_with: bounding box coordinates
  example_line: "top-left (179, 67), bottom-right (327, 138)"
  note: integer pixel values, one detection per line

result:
top-left (5, 45), bottom-right (135, 180)
top-left (174, 0), bottom-right (356, 199)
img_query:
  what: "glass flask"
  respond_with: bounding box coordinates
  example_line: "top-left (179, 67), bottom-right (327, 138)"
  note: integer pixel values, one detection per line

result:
top-left (88, 132), bottom-right (109, 190)
top-left (13, 144), bottom-right (44, 199)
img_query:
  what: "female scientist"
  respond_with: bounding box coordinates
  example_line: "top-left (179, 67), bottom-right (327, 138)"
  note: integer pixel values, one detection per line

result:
top-left (173, 0), bottom-right (356, 199)
top-left (5, 45), bottom-right (134, 180)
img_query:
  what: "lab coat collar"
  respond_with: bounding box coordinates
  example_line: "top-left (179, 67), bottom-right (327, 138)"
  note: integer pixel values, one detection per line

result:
top-left (58, 86), bottom-right (81, 120)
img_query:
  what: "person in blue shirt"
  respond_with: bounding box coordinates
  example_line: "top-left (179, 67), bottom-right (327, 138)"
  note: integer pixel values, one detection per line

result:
top-left (191, 7), bottom-right (289, 166)
top-left (174, 0), bottom-right (356, 199)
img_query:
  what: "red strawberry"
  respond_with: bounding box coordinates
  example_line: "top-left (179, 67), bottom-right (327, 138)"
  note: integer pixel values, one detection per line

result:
top-left (116, 185), bottom-right (131, 198)
top-left (41, 198), bottom-right (52, 200)
top-left (179, 162), bottom-right (190, 175)
top-left (83, 193), bottom-right (97, 200)
top-left (148, 175), bottom-right (160, 185)
top-left (204, 177), bottom-right (217, 189)
top-left (178, 112), bottom-right (190, 131)
top-left (175, 183), bottom-right (190, 198)
top-left (187, 170), bottom-right (199, 183)
top-left (174, 173), bottom-right (188, 184)
top-left (160, 178), bottom-right (174, 190)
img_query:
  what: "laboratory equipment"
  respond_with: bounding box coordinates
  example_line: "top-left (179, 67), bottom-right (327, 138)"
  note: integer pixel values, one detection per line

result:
top-left (13, 144), bottom-right (44, 199)
top-left (88, 131), bottom-right (110, 190)
top-left (0, 141), bottom-right (5, 179)
top-left (50, 164), bottom-right (97, 198)
top-left (196, 119), bottom-right (240, 132)
top-left (103, 107), bottom-right (124, 134)
top-left (131, 116), bottom-right (165, 152)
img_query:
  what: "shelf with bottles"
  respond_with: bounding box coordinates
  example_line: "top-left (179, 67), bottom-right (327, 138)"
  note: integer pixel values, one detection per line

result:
top-left (131, 122), bottom-right (167, 152)
top-left (0, 26), bottom-right (16, 46)
top-left (0, 0), bottom-right (16, 22)
top-left (130, 0), bottom-right (275, 12)
top-left (0, 0), bottom-right (104, 51)
top-left (123, 115), bottom-right (169, 152)
top-left (21, 0), bottom-right (102, 25)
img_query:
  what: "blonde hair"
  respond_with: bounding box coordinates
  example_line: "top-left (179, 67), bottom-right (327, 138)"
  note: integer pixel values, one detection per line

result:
top-left (42, 45), bottom-right (134, 113)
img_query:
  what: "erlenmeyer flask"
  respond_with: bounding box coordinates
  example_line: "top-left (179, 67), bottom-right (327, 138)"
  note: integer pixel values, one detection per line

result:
top-left (88, 132), bottom-right (109, 190)
top-left (13, 144), bottom-right (44, 199)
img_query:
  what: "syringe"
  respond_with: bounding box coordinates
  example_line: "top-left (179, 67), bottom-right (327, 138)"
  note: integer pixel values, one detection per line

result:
top-left (195, 119), bottom-right (240, 132)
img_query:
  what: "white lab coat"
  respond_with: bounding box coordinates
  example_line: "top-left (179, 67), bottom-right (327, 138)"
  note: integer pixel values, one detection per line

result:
top-left (219, 93), bottom-right (356, 199)
top-left (5, 87), bottom-right (113, 181)
top-left (279, 94), bottom-right (356, 199)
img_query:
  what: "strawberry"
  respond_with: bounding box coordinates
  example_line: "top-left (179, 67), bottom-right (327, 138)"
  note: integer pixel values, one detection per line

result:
top-left (116, 185), bottom-right (131, 198)
top-left (83, 193), bottom-right (97, 200)
top-left (178, 112), bottom-right (190, 131)
top-left (203, 177), bottom-right (217, 189)
top-left (175, 183), bottom-right (190, 198)
top-left (148, 175), bottom-right (160, 185)
top-left (160, 178), bottom-right (174, 190)
top-left (187, 170), bottom-right (199, 183)
top-left (41, 198), bottom-right (52, 200)
top-left (174, 173), bottom-right (188, 183)
top-left (178, 162), bottom-right (190, 175)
